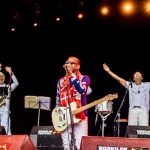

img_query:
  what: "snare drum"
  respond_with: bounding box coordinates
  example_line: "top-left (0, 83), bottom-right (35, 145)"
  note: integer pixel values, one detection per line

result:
top-left (95, 100), bottom-right (113, 114)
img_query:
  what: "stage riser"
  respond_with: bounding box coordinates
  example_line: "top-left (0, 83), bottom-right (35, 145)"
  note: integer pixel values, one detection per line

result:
top-left (0, 135), bottom-right (36, 150)
top-left (80, 136), bottom-right (150, 150)
top-left (36, 147), bottom-right (63, 150)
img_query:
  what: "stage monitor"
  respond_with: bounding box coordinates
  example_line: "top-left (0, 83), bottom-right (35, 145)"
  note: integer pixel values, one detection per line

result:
top-left (127, 125), bottom-right (150, 138)
top-left (30, 126), bottom-right (63, 149)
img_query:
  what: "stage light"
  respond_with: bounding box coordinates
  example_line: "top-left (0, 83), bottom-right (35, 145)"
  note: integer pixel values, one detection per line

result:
top-left (77, 13), bottom-right (84, 19)
top-left (100, 6), bottom-right (110, 16)
top-left (33, 22), bottom-right (38, 27)
top-left (143, 0), bottom-right (150, 15)
top-left (56, 17), bottom-right (61, 22)
top-left (119, 0), bottom-right (137, 16)
top-left (11, 27), bottom-right (16, 32)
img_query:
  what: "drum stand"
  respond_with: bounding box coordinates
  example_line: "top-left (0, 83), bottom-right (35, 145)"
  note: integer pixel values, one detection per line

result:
top-left (98, 113), bottom-right (111, 137)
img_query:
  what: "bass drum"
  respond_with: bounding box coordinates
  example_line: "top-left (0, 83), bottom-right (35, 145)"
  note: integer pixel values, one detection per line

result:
top-left (95, 100), bottom-right (113, 114)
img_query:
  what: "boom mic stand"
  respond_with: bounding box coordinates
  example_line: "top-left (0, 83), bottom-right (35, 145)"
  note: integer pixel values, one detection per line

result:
top-left (65, 75), bottom-right (77, 150)
top-left (113, 87), bottom-right (129, 137)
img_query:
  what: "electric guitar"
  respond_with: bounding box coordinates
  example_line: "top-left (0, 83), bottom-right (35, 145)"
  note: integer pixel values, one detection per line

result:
top-left (52, 93), bottom-right (118, 132)
top-left (0, 96), bottom-right (5, 107)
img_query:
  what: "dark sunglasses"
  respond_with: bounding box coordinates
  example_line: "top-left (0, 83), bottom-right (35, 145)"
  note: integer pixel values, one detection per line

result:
top-left (65, 61), bottom-right (77, 65)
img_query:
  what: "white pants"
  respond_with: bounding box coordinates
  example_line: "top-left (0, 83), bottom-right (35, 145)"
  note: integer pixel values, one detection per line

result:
top-left (61, 117), bottom-right (88, 150)
top-left (0, 111), bottom-right (11, 135)
top-left (128, 107), bottom-right (149, 126)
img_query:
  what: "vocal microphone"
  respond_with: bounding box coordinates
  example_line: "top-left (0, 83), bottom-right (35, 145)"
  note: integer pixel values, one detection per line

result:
top-left (63, 64), bottom-right (67, 69)
top-left (129, 78), bottom-right (132, 88)
top-left (63, 64), bottom-right (73, 70)
top-left (63, 65), bottom-right (70, 74)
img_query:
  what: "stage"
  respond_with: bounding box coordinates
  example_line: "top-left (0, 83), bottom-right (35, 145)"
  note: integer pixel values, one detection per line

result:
top-left (0, 135), bottom-right (150, 150)
top-left (1, 125), bottom-right (150, 149)
top-left (80, 136), bottom-right (150, 150)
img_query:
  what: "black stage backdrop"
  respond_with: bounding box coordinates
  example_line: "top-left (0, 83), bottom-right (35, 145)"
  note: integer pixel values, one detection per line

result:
top-left (1, 30), bottom-right (150, 137)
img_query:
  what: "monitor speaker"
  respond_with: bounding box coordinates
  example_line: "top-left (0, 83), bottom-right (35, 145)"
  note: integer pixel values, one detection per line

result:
top-left (30, 126), bottom-right (63, 149)
top-left (127, 125), bottom-right (150, 138)
top-left (0, 134), bottom-right (36, 150)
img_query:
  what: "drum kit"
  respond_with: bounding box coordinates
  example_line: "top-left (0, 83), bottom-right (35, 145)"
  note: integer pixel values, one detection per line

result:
top-left (95, 100), bottom-right (113, 137)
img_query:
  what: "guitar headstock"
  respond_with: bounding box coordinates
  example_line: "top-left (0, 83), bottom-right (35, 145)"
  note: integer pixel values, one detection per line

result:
top-left (105, 93), bottom-right (118, 101)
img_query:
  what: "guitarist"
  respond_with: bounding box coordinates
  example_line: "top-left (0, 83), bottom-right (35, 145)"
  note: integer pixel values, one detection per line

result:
top-left (0, 63), bottom-right (19, 135)
top-left (55, 56), bottom-right (91, 150)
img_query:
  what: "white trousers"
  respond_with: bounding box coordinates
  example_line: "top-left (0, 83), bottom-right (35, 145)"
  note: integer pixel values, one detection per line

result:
top-left (0, 111), bottom-right (11, 135)
top-left (61, 117), bottom-right (88, 150)
top-left (128, 107), bottom-right (149, 126)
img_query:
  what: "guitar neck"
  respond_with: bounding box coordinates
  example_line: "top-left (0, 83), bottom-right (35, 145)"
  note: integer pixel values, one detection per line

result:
top-left (72, 98), bottom-right (106, 115)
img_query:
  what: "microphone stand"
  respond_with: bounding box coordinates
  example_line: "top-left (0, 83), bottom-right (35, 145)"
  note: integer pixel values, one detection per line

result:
top-left (37, 101), bottom-right (41, 126)
top-left (113, 87), bottom-right (129, 137)
top-left (65, 74), bottom-right (77, 150)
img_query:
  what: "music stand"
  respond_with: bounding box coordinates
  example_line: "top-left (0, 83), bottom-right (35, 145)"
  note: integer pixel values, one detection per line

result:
top-left (24, 96), bottom-right (51, 126)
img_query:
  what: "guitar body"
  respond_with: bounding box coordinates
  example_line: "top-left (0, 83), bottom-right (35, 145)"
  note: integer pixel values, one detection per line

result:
top-left (52, 94), bottom-right (118, 132)
top-left (52, 102), bottom-right (81, 132)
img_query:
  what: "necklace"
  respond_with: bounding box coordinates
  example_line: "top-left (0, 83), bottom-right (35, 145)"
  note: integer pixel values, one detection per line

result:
top-left (135, 84), bottom-right (141, 93)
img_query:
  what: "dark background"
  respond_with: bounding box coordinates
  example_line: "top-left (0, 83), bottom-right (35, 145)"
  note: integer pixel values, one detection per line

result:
top-left (0, 0), bottom-right (150, 137)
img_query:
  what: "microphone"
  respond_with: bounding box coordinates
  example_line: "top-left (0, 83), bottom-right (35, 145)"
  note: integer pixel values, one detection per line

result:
top-left (129, 78), bottom-right (132, 88)
top-left (63, 64), bottom-right (73, 72)
top-left (63, 65), bottom-right (70, 75)
top-left (63, 64), bottom-right (68, 70)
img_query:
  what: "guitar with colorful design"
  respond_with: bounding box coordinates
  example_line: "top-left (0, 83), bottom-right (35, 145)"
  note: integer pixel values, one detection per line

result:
top-left (52, 93), bottom-right (118, 132)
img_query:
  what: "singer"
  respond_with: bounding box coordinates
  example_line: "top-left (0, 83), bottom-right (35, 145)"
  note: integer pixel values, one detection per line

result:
top-left (103, 63), bottom-right (150, 126)
top-left (54, 56), bottom-right (91, 150)
top-left (0, 63), bottom-right (19, 135)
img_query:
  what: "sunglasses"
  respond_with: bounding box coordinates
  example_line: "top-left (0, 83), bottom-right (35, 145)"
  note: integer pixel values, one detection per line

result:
top-left (65, 61), bottom-right (77, 65)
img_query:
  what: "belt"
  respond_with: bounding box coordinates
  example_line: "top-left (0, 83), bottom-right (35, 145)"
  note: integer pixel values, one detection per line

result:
top-left (133, 106), bottom-right (141, 108)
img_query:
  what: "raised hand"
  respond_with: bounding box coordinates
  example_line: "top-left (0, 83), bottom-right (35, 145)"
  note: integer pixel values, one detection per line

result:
top-left (5, 66), bottom-right (12, 75)
top-left (103, 63), bottom-right (110, 72)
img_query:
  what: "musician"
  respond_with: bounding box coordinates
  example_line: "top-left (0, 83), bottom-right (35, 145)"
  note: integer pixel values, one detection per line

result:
top-left (103, 63), bottom-right (150, 126)
top-left (0, 63), bottom-right (19, 135)
top-left (55, 56), bottom-right (91, 150)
